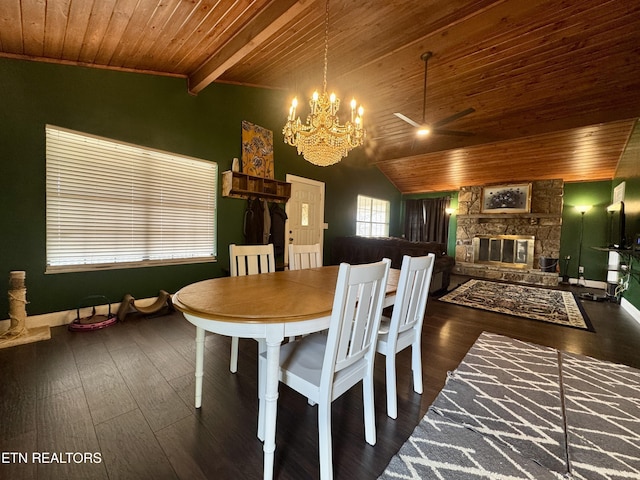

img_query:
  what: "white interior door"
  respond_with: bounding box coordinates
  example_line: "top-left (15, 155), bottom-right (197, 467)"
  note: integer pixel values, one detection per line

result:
top-left (285, 175), bottom-right (326, 265)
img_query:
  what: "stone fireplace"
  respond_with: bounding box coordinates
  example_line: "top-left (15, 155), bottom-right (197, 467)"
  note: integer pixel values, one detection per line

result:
top-left (454, 180), bottom-right (563, 286)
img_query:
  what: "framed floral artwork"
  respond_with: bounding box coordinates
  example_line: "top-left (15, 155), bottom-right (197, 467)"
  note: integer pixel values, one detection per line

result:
top-left (241, 121), bottom-right (274, 178)
top-left (481, 183), bottom-right (531, 213)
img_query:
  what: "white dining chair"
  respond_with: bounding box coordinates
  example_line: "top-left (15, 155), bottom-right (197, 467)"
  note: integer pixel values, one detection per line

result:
top-left (376, 253), bottom-right (435, 419)
top-left (229, 243), bottom-right (276, 276)
top-left (288, 243), bottom-right (323, 270)
top-left (228, 243), bottom-right (276, 373)
top-left (259, 258), bottom-right (391, 480)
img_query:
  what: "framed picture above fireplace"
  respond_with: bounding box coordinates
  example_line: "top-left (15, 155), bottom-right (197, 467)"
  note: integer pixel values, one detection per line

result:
top-left (481, 183), bottom-right (531, 213)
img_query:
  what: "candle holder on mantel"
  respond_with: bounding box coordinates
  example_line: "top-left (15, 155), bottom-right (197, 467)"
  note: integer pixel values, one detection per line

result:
top-left (0, 271), bottom-right (51, 349)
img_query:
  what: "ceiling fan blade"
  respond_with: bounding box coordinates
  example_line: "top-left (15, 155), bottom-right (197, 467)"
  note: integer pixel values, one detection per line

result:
top-left (433, 128), bottom-right (474, 137)
top-left (432, 107), bottom-right (476, 128)
top-left (394, 112), bottom-right (422, 128)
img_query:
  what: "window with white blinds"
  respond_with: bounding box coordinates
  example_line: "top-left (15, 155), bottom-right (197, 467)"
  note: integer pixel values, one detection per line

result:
top-left (46, 125), bottom-right (217, 273)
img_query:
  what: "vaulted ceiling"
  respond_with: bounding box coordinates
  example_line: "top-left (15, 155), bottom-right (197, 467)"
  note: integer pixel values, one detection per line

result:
top-left (1, 0), bottom-right (639, 192)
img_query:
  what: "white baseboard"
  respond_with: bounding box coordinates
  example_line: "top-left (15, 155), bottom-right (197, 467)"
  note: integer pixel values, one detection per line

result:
top-left (0, 296), bottom-right (163, 334)
top-left (621, 297), bottom-right (640, 325)
top-left (565, 278), bottom-right (607, 289)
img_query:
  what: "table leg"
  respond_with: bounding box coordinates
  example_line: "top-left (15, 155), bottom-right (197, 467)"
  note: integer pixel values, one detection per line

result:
top-left (262, 328), bottom-right (283, 480)
top-left (257, 338), bottom-right (267, 441)
top-left (194, 326), bottom-right (205, 408)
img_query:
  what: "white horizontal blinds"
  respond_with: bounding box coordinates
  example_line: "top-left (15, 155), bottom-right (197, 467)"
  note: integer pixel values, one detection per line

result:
top-left (46, 126), bottom-right (217, 272)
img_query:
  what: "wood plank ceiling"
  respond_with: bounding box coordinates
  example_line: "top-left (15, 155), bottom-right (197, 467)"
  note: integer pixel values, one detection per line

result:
top-left (1, 0), bottom-right (639, 193)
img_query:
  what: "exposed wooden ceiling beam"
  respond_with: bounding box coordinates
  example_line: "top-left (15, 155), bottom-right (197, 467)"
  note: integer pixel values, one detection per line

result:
top-left (188, 0), bottom-right (314, 94)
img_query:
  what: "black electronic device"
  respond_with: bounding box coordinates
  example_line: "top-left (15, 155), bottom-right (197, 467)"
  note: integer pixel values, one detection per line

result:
top-left (607, 201), bottom-right (626, 248)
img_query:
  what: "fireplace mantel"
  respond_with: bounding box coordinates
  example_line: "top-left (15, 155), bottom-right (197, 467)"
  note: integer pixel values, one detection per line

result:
top-left (458, 213), bottom-right (559, 219)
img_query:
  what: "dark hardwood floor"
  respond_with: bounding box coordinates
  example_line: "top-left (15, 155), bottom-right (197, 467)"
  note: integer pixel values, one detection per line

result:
top-left (2, 276), bottom-right (640, 479)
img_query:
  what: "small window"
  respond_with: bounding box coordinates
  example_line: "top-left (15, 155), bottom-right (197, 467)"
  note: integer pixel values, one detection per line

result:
top-left (356, 195), bottom-right (390, 237)
top-left (46, 125), bottom-right (217, 273)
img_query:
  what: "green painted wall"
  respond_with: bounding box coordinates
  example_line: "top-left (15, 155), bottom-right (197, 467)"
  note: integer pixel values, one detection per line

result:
top-left (561, 178), bottom-right (640, 311)
top-left (0, 58), bottom-right (400, 316)
top-left (560, 181), bottom-right (612, 281)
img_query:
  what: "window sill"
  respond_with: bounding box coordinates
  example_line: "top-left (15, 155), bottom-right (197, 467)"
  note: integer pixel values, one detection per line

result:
top-left (45, 256), bottom-right (217, 274)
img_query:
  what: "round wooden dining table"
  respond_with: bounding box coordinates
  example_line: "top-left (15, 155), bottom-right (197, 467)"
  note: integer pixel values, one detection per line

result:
top-left (172, 265), bottom-right (399, 480)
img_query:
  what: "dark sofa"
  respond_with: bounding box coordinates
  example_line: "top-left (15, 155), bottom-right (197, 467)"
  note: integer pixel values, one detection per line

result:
top-left (331, 236), bottom-right (455, 292)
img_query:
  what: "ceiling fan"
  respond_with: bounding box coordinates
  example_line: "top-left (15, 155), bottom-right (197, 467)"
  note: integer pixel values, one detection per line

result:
top-left (394, 51), bottom-right (475, 137)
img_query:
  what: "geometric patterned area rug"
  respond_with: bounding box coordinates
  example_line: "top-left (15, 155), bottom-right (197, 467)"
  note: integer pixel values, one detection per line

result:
top-left (439, 279), bottom-right (594, 331)
top-left (562, 352), bottom-right (640, 479)
top-left (379, 332), bottom-right (640, 479)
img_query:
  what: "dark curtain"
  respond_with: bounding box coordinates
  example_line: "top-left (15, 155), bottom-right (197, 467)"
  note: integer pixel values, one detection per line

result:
top-left (404, 197), bottom-right (450, 243)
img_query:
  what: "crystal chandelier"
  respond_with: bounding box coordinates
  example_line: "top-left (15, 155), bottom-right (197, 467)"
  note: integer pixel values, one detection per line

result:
top-left (282, 0), bottom-right (365, 166)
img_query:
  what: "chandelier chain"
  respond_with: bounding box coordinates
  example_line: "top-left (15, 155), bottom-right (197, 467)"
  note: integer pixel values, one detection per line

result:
top-left (322, 0), bottom-right (330, 93)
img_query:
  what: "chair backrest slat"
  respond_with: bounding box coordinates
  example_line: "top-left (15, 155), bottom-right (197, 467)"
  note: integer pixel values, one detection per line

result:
top-left (323, 259), bottom-right (391, 382)
top-left (288, 243), bottom-right (322, 270)
top-left (390, 254), bottom-right (435, 339)
top-left (229, 244), bottom-right (276, 277)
